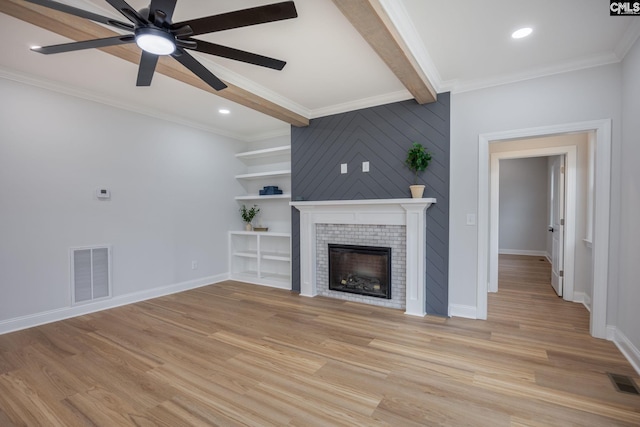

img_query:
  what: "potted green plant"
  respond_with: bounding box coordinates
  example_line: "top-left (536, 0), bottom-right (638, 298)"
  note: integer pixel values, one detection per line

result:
top-left (240, 204), bottom-right (260, 231)
top-left (405, 142), bottom-right (432, 198)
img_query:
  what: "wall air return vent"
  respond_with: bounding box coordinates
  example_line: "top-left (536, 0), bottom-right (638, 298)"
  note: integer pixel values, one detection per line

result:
top-left (70, 246), bottom-right (111, 304)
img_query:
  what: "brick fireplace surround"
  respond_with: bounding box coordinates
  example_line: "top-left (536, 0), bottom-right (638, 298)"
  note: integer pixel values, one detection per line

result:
top-left (290, 199), bottom-right (436, 316)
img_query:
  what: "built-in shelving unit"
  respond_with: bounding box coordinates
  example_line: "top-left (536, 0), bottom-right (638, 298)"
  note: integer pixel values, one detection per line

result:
top-left (229, 231), bottom-right (291, 289)
top-left (231, 143), bottom-right (292, 288)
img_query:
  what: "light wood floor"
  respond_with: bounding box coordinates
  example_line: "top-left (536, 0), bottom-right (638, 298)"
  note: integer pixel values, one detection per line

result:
top-left (0, 255), bottom-right (638, 426)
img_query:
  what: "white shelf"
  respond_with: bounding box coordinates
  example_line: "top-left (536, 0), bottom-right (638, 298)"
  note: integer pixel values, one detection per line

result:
top-left (262, 251), bottom-right (291, 262)
top-left (236, 146), bottom-right (290, 161)
top-left (235, 170), bottom-right (291, 180)
top-left (229, 231), bottom-right (290, 237)
top-left (233, 251), bottom-right (258, 258)
top-left (235, 194), bottom-right (291, 201)
top-left (229, 231), bottom-right (291, 290)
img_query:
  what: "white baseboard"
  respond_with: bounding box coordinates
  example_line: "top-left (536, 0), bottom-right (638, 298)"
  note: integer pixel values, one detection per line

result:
top-left (573, 291), bottom-right (592, 312)
top-left (499, 249), bottom-right (548, 257)
top-left (449, 304), bottom-right (477, 319)
top-left (0, 273), bottom-right (229, 335)
top-left (609, 326), bottom-right (640, 376)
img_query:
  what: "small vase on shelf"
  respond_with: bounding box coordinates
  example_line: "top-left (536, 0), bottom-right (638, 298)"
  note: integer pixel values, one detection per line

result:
top-left (240, 204), bottom-right (260, 232)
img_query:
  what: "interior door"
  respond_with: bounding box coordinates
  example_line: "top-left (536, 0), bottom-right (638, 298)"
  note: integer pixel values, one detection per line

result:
top-left (550, 155), bottom-right (565, 296)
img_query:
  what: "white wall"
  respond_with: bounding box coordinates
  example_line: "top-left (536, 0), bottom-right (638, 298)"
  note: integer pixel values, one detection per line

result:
top-left (449, 63), bottom-right (622, 321)
top-left (0, 78), bottom-right (247, 328)
top-left (498, 157), bottom-right (548, 254)
top-left (617, 36), bottom-right (640, 368)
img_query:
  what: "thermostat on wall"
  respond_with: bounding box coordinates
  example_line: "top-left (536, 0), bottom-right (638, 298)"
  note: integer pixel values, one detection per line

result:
top-left (96, 189), bottom-right (111, 200)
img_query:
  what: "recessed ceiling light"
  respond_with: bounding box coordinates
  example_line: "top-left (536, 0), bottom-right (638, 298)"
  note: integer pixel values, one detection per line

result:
top-left (219, 109), bottom-right (230, 115)
top-left (512, 27), bottom-right (533, 39)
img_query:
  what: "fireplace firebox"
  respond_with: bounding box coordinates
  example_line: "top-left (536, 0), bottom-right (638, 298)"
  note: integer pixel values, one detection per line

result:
top-left (328, 244), bottom-right (392, 299)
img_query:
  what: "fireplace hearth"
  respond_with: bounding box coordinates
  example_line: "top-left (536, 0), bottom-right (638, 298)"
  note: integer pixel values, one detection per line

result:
top-left (328, 244), bottom-right (391, 299)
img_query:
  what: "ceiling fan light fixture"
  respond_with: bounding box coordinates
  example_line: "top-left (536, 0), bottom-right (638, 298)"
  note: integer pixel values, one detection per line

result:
top-left (512, 27), bottom-right (533, 39)
top-left (135, 27), bottom-right (175, 55)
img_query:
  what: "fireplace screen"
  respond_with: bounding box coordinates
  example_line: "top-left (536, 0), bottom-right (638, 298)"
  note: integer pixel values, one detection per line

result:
top-left (328, 244), bottom-right (391, 299)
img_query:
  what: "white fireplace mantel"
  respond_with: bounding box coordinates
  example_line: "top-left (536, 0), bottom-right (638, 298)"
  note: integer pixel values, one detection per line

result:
top-left (290, 198), bottom-right (436, 316)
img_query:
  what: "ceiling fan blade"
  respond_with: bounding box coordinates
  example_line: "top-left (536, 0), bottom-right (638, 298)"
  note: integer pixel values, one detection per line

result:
top-left (171, 1), bottom-right (298, 36)
top-left (187, 39), bottom-right (286, 70)
top-left (24, 0), bottom-right (134, 31)
top-left (105, 0), bottom-right (149, 26)
top-left (176, 39), bottom-right (197, 49)
top-left (149, 0), bottom-right (177, 25)
top-left (136, 51), bottom-right (159, 86)
top-left (171, 48), bottom-right (227, 91)
top-left (32, 35), bottom-right (136, 55)
top-left (171, 25), bottom-right (193, 37)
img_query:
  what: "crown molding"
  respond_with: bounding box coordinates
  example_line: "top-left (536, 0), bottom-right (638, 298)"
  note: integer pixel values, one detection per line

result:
top-left (309, 90), bottom-right (411, 119)
top-left (615, 19), bottom-right (640, 59)
top-left (194, 54), bottom-right (312, 120)
top-left (378, 0), bottom-right (444, 94)
top-left (0, 66), bottom-right (267, 141)
top-left (448, 51), bottom-right (621, 94)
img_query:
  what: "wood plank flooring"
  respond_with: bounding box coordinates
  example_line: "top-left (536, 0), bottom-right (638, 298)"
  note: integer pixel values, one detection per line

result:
top-left (0, 254), bottom-right (638, 426)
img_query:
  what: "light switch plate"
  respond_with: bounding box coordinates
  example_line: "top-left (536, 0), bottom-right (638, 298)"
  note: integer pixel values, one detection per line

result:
top-left (362, 161), bottom-right (370, 172)
top-left (341, 163), bottom-right (347, 174)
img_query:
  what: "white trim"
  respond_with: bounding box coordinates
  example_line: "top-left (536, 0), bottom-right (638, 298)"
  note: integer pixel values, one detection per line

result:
top-left (378, 0), bottom-right (444, 93)
top-left (309, 91), bottom-right (412, 119)
top-left (490, 146), bottom-right (577, 300)
top-left (573, 291), bottom-right (592, 313)
top-left (290, 198), bottom-right (436, 316)
top-left (0, 67), bottom-right (291, 143)
top-left (448, 304), bottom-right (477, 319)
top-left (615, 19), bottom-right (640, 60)
top-left (0, 273), bottom-right (228, 336)
top-left (610, 327), bottom-right (640, 376)
top-left (448, 52), bottom-right (620, 95)
top-left (498, 249), bottom-right (548, 257)
top-left (478, 120), bottom-right (611, 340)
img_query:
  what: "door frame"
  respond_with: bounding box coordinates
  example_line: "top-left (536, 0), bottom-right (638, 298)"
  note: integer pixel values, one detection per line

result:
top-left (477, 119), bottom-right (611, 339)
top-left (489, 146), bottom-right (576, 301)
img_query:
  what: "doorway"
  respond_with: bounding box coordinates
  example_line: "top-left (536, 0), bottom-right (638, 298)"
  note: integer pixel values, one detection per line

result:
top-left (489, 145), bottom-right (576, 300)
top-left (477, 119), bottom-right (612, 339)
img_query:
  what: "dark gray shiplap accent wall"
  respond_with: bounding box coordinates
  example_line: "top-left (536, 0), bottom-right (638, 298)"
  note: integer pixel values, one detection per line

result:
top-left (291, 94), bottom-right (450, 316)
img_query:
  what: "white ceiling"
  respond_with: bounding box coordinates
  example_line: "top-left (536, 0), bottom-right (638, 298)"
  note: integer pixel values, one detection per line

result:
top-left (1, 0), bottom-right (639, 141)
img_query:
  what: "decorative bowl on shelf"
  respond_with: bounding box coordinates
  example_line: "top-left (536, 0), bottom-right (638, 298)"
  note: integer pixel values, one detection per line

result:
top-left (253, 227), bottom-right (269, 232)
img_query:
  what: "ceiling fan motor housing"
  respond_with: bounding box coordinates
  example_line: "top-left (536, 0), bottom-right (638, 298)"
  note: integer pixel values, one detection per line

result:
top-left (134, 26), bottom-right (176, 55)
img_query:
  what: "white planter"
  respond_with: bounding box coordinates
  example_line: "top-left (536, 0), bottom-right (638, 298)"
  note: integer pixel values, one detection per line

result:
top-left (245, 223), bottom-right (253, 231)
top-left (410, 185), bottom-right (425, 198)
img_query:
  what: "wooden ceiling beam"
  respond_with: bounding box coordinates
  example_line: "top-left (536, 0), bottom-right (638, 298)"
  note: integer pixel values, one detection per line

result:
top-left (0, 0), bottom-right (309, 127)
top-left (332, 0), bottom-right (437, 104)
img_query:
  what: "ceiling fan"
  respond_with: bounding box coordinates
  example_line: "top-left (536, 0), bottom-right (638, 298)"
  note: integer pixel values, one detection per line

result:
top-left (25, 0), bottom-right (298, 90)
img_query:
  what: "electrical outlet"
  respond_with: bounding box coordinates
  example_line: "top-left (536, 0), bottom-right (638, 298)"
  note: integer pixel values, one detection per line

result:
top-left (191, 260), bottom-right (198, 270)
top-left (341, 163), bottom-right (347, 174)
top-left (362, 161), bottom-right (370, 172)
